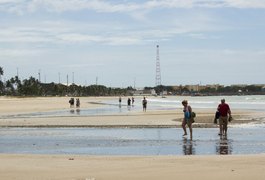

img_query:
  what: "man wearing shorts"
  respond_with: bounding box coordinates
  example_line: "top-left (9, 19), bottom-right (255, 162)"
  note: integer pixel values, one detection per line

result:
top-left (217, 99), bottom-right (232, 136)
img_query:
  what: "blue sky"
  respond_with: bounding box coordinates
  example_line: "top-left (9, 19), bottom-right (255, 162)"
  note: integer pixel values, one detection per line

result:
top-left (1, 0), bottom-right (265, 87)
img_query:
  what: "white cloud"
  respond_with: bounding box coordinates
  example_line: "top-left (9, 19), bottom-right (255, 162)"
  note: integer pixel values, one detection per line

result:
top-left (57, 33), bottom-right (102, 43)
top-left (0, 25), bottom-right (144, 45)
top-left (0, 12), bottom-right (217, 46)
top-left (187, 33), bottom-right (207, 39)
top-left (0, 0), bottom-right (20, 3)
top-left (0, 28), bottom-right (54, 43)
top-left (1, 0), bottom-right (265, 15)
top-left (225, 0), bottom-right (265, 8)
top-left (0, 48), bottom-right (43, 57)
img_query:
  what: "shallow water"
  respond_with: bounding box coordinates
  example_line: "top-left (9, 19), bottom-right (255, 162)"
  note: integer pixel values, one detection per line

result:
top-left (1, 95), bottom-right (265, 120)
top-left (114, 95), bottom-right (265, 111)
top-left (0, 127), bottom-right (265, 155)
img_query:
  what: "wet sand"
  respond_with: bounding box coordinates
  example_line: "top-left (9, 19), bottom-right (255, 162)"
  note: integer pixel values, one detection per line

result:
top-left (0, 96), bottom-right (260, 128)
top-left (0, 96), bottom-right (265, 180)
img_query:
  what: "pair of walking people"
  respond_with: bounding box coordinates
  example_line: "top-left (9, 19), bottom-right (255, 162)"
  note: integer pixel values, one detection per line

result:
top-left (69, 98), bottom-right (80, 108)
top-left (181, 99), bottom-right (232, 139)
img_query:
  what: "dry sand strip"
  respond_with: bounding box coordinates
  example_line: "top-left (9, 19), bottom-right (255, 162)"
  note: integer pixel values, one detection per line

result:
top-left (0, 154), bottom-right (265, 180)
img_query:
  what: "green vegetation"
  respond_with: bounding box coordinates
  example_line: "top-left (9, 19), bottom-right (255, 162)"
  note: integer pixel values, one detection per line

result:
top-left (0, 66), bottom-right (264, 96)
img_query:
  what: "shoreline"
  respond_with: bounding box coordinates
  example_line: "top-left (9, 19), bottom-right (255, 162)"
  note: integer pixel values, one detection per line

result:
top-left (1, 97), bottom-right (265, 179)
top-left (0, 96), bottom-right (263, 128)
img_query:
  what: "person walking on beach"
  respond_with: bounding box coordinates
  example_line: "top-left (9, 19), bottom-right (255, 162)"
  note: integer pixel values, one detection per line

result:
top-left (127, 98), bottom-right (131, 106)
top-left (119, 96), bottom-right (122, 108)
top-left (142, 97), bottom-right (147, 112)
top-left (217, 99), bottom-right (232, 136)
top-left (69, 98), bottom-right (74, 108)
top-left (181, 100), bottom-right (193, 139)
top-left (132, 97), bottom-right (135, 105)
top-left (76, 98), bottom-right (80, 108)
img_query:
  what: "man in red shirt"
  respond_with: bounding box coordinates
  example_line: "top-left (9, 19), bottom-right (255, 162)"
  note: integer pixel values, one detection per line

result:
top-left (217, 99), bottom-right (232, 136)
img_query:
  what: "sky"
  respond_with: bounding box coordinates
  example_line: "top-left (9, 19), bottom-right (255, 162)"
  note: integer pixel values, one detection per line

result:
top-left (1, 0), bottom-right (265, 88)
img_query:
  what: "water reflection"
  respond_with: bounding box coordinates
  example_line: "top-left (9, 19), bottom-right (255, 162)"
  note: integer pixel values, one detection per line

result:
top-left (216, 136), bottom-right (232, 155)
top-left (0, 127), bottom-right (265, 155)
top-left (70, 109), bottom-right (75, 114)
top-left (76, 109), bottom-right (80, 115)
top-left (69, 109), bottom-right (81, 115)
top-left (182, 138), bottom-right (195, 155)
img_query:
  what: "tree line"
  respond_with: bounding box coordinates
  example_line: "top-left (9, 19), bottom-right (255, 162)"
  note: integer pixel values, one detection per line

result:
top-left (0, 67), bottom-right (129, 96)
top-left (0, 66), bottom-right (264, 96)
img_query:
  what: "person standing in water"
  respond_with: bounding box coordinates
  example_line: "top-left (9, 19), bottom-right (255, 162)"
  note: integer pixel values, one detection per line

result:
top-left (127, 98), bottom-right (131, 106)
top-left (119, 96), bottom-right (122, 106)
top-left (181, 100), bottom-right (193, 139)
top-left (132, 97), bottom-right (135, 106)
top-left (142, 97), bottom-right (147, 112)
top-left (76, 98), bottom-right (80, 108)
top-left (217, 99), bottom-right (232, 136)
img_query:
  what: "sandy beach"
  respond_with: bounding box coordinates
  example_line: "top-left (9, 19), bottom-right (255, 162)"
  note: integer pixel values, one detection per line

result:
top-left (1, 154), bottom-right (265, 180)
top-left (0, 96), bottom-right (265, 180)
top-left (0, 96), bottom-right (259, 128)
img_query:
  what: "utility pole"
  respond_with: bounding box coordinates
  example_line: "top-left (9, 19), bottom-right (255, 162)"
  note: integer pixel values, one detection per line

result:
top-left (67, 74), bottom-right (69, 86)
top-left (58, 72), bottom-right (61, 84)
top-left (72, 72), bottom-right (74, 84)
top-left (38, 69), bottom-right (41, 82)
top-left (155, 45), bottom-right (161, 86)
top-left (16, 67), bottom-right (19, 78)
top-left (134, 77), bottom-right (136, 89)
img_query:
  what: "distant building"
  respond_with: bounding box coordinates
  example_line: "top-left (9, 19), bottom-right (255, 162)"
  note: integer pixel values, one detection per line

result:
top-left (133, 89), bottom-right (156, 96)
top-left (262, 86), bottom-right (265, 92)
top-left (133, 89), bottom-right (144, 95)
top-left (151, 89), bottom-right (156, 95)
top-left (172, 84), bottom-right (223, 92)
top-left (231, 84), bottom-right (247, 87)
top-left (205, 84), bottom-right (223, 90)
top-left (143, 89), bottom-right (154, 95)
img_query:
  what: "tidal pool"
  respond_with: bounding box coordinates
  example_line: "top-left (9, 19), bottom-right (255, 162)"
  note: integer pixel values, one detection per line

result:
top-left (0, 127), bottom-right (265, 155)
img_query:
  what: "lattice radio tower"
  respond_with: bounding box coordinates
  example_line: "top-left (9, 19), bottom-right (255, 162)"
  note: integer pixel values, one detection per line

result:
top-left (155, 45), bottom-right (161, 86)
